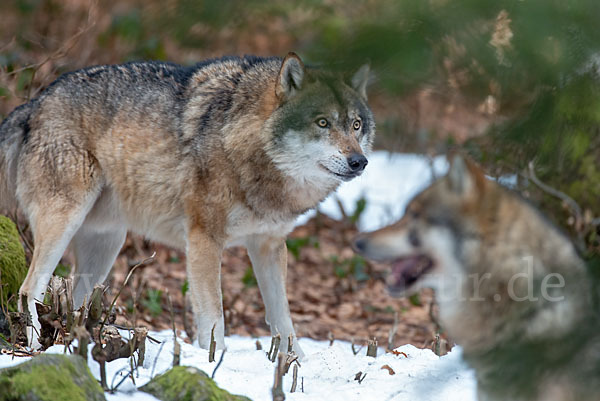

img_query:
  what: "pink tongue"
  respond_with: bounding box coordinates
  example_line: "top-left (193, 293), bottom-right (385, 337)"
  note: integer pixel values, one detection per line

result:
top-left (388, 255), bottom-right (431, 291)
top-left (391, 258), bottom-right (416, 283)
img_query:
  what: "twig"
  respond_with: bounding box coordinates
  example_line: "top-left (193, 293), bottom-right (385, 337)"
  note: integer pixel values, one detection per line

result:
top-left (432, 331), bottom-right (447, 356)
top-left (85, 285), bottom-right (104, 337)
top-left (525, 161), bottom-right (588, 250)
top-left (150, 340), bottom-right (166, 379)
top-left (334, 196), bottom-right (348, 221)
top-left (268, 334), bottom-right (281, 362)
top-left (100, 252), bottom-right (156, 333)
top-left (209, 324), bottom-right (217, 363)
top-left (283, 353), bottom-right (299, 375)
top-left (72, 326), bottom-right (89, 362)
top-left (351, 338), bottom-right (363, 356)
top-left (366, 338), bottom-right (378, 358)
top-left (272, 352), bottom-right (285, 401)
top-left (109, 324), bottom-right (160, 344)
top-left (110, 365), bottom-right (135, 392)
top-left (354, 371), bottom-right (367, 384)
top-left (211, 349), bottom-right (226, 379)
top-left (527, 162), bottom-right (583, 225)
top-left (166, 291), bottom-right (180, 367)
top-left (290, 364), bottom-right (298, 393)
top-left (3, 0), bottom-right (98, 101)
top-left (134, 327), bottom-right (148, 368)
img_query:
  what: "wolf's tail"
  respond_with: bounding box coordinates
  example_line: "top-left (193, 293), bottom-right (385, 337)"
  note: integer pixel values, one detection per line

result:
top-left (0, 101), bottom-right (35, 214)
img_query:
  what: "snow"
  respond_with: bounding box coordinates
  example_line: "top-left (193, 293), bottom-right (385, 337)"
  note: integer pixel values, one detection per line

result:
top-left (0, 332), bottom-right (476, 401)
top-left (296, 152), bottom-right (449, 231)
top-left (0, 152), bottom-right (478, 401)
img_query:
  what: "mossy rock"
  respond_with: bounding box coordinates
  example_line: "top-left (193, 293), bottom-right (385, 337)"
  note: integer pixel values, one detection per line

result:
top-left (140, 366), bottom-right (252, 401)
top-left (0, 215), bottom-right (27, 310)
top-left (0, 353), bottom-right (105, 401)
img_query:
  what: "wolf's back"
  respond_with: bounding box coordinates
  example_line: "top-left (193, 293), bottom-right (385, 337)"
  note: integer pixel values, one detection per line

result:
top-left (0, 101), bottom-right (35, 213)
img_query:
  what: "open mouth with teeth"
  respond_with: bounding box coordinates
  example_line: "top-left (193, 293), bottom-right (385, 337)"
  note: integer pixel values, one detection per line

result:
top-left (386, 254), bottom-right (434, 297)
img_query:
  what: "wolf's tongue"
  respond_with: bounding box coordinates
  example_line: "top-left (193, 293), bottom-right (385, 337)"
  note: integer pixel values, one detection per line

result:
top-left (387, 255), bottom-right (433, 295)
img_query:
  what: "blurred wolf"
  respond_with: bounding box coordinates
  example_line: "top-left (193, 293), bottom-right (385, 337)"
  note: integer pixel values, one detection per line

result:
top-left (354, 156), bottom-right (600, 401)
top-left (0, 53), bottom-right (374, 356)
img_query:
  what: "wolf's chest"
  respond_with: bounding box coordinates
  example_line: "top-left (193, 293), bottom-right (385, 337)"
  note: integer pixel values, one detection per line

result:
top-left (224, 204), bottom-right (296, 246)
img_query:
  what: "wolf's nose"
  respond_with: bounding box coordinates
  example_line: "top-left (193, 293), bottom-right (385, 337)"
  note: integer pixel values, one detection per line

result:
top-left (353, 236), bottom-right (368, 253)
top-left (347, 153), bottom-right (368, 172)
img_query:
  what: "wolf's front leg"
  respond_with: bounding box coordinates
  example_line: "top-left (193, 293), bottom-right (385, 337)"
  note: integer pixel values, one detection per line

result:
top-left (186, 229), bottom-right (226, 350)
top-left (246, 235), bottom-right (305, 359)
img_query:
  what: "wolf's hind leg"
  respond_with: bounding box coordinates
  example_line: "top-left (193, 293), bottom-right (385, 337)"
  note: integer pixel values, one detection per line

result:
top-left (17, 138), bottom-right (102, 348)
top-left (18, 192), bottom-right (99, 349)
top-left (246, 235), bottom-right (305, 359)
top-left (71, 226), bottom-right (127, 308)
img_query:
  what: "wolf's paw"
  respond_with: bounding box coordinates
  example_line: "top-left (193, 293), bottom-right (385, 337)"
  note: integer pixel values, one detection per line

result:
top-left (195, 319), bottom-right (226, 351)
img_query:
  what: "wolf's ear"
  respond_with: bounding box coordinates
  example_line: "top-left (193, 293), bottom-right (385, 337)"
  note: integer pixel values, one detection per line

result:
top-left (276, 52), bottom-right (305, 100)
top-left (351, 63), bottom-right (370, 100)
top-left (447, 154), bottom-right (475, 195)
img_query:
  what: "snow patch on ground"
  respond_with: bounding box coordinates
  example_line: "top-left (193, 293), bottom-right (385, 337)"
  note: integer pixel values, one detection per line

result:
top-left (297, 152), bottom-right (448, 231)
top-left (0, 332), bottom-right (476, 401)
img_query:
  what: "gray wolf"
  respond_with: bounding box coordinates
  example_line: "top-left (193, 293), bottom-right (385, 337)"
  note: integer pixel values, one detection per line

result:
top-left (0, 53), bottom-right (374, 357)
top-left (354, 155), bottom-right (600, 400)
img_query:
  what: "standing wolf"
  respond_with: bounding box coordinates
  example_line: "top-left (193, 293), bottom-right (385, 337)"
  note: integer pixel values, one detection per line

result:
top-left (354, 156), bottom-right (600, 401)
top-left (0, 53), bottom-right (374, 356)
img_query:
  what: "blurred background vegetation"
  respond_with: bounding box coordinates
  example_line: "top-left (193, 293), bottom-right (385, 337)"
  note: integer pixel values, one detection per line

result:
top-left (1, 0), bottom-right (599, 261)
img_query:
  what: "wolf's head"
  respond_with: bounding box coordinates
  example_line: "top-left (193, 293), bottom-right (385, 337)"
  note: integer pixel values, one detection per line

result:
top-left (266, 53), bottom-right (374, 184)
top-left (353, 155), bottom-right (494, 297)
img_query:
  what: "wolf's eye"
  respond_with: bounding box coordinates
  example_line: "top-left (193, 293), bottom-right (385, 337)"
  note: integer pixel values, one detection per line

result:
top-left (316, 118), bottom-right (329, 128)
top-left (353, 119), bottom-right (362, 130)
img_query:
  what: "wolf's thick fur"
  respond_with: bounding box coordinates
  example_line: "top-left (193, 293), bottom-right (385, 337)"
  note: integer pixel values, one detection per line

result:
top-left (354, 156), bottom-right (600, 401)
top-left (0, 53), bottom-right (374, 356)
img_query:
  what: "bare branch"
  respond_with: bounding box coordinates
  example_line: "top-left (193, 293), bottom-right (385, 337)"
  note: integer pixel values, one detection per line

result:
top-left (100, 252), bottom-right (156, 333)
top-left (527, 161), bottom-right (583, 225)
top-left (211, 349), bottom-right (226, 379)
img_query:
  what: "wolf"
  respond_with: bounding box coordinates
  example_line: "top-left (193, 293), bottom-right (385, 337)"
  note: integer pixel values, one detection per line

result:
top-left (354, 155), bottom-right (600, 401)
top-left (0, 53), bottom-right (374, 356)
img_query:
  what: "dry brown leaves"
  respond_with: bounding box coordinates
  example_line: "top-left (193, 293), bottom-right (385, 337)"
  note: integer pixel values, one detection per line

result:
top-left (106, 214), bottom-right (444, 351)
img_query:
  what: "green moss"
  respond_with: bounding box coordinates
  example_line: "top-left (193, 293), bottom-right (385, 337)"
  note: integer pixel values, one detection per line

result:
top-left (140, 366), bottom-right (252, 401)
top-left (0, 354), bottom-right (105, 401)
top-left (0, 215), bottom-right (27, 310)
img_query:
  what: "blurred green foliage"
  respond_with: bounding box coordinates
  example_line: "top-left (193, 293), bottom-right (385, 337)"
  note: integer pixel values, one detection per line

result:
top-left (286, 236), bottom-right (319, 261)
top-left (350, 197), bottom-right (367, 226)
top-left (330, 255), bottom-right (369, 282)
top-left (53, 263), bottom-right (71, 278)
top-left (181, 279), bottom-right (189, 296)
top-left (242, 266), bottom-right (258, 288)
top-left (142, 288), bottom-right (164, 317)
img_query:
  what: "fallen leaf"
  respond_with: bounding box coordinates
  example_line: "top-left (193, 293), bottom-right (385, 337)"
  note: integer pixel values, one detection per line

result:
top-left (381, 364), bottom-right (395, 375)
